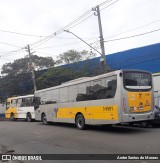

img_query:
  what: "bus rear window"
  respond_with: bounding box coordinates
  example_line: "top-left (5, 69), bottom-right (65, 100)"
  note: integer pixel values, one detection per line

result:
top-left (124, 72), bottom-right (152, 91)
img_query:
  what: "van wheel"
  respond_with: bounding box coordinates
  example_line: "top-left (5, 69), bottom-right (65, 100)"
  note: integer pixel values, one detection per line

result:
top-left (75, 114), bottom-right (85, 130)
top-left (42, 114), bottom-right (48, 125)
top-left (10, 113), bottom-right (17, 121)
top-left (27, 113), bottom-right (32, 122)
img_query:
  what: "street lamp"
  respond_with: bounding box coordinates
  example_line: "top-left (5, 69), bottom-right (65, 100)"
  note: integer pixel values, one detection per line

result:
top-left (64, 30), bottom-right (107, 72)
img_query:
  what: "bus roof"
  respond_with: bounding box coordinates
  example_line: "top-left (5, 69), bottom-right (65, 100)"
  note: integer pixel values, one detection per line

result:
top-left (7, 94), bottom-right (34, 101)
top-left (35, 69), bottom-right (152, 94)
top-left (7, 97), bottom-right (17, 102)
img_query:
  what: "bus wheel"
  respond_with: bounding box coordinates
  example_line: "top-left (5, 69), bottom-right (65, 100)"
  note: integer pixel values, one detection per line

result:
top-left (26, 113), bottom-right (32, 122)
top-left (75, 114), bottom-right (85, 130)
top-left (42, 114), bottom-right (48, 125)
top-left (10, 113), bottom-right (16, 121)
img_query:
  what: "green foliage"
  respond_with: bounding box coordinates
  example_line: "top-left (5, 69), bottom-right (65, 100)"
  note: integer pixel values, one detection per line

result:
top-left (1, 55), bottom-right (55, 75)
top-left (37, 67), bottom-right (74, 89)
top-left (56, 49), bottom-right (96, 65)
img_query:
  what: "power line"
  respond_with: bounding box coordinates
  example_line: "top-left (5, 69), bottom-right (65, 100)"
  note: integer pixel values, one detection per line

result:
top-left (0, 29), bottom-right (46, 38)
top-left (104, 28), bottom-right (160, 42)
top-left (55, 10), bottom-right (93, 35)
top-left (32, 37), bottom-right (98, 52)
top-left (30, 10), bottom-right (93, 48)
top-left (104, 18), bottom-right (160, 39)
top-left (0, 48), bottom-right (26, 58)
top-left (30, 37), bottom-right (53, 49)
top-left (33, 41), bottom-right (86, 50)
top-left (0, 0), bottom-right (112, 46)
top-left (83, 18), bottom-right (160, 47)
top-left (0, 42), bottom-right (21, 48)
top-left (100, 0), bottom-right (120, 11)
top-left (67, 13), bottom-right (94, 30)
top-left (99, 0), bottom-right (115, 7)
top-left (0, 49), bottom-right (21, 53)
top-left (53, 36), bottom-right (98, 40)
top-left (30, 0), bottom-right (116, 48)
top-left (0, 41), bottom-right (28, 58)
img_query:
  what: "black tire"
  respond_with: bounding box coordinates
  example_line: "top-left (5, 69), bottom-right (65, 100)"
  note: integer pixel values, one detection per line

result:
top-left (75, 114), bottom-right (85, 130)
top-left (10, 113), bottom-right (17, 121)
top-left (26, 113), bottom-right (32, 122)
top-left (42, 114), bottom-right (48, 125)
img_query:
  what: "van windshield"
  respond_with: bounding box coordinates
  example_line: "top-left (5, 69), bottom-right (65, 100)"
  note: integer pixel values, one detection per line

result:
top-left (124, 71), bottom-right (152, 91)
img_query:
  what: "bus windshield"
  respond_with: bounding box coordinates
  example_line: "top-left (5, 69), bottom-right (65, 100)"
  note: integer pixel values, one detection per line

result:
top-left (124, 71), bottom-right (152, 91)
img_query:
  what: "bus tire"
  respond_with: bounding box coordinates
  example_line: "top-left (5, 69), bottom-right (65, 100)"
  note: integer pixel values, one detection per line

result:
top-left (10, 113), bottom-right (17, 121)
top-left (26, 113), bottom-right (32, 122)
top-left (75, 114), bottom-right (85, 130)
top-left (42, 114), bottom-right (48, 125)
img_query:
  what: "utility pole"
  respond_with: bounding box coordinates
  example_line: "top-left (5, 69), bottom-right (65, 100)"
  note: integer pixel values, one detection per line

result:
top-left (26, 44), bottom-right (37, 91)
top-left (92, 5), bottom-right (107, 72)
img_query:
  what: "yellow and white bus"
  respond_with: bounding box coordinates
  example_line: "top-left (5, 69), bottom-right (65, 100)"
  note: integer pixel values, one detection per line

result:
top-left (5, 94), bottom-right (35, 122)
top-left (34, 69), bottom-right (154, 129)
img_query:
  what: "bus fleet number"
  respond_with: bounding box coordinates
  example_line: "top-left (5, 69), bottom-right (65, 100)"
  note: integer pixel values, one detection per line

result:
top-left (103, 107), bottom-right (113, 111)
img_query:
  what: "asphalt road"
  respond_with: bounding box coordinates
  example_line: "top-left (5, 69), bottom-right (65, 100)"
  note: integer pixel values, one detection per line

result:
top-left (0, 120), bottom-right (160, 163)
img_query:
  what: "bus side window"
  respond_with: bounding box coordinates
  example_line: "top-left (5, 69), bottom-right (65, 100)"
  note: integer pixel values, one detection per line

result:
top-left (25, 97), bottom-right (34, 106)
top-left (89, 76), bottom-right (117, 100)
top-left (90, 79), bottom-right (106, 100)
top-left (17, 99), bottom-right (22, 107)
top-left (76, 82), bottom-right (91, 101)
top-left (20, 99), bottom-right (25, 107)
top-left (11, 99), bottom-right (17, 107)
top-left (105, 79), bottom-right (117, 98)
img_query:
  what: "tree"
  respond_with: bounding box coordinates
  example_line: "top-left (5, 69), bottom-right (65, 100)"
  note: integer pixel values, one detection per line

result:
top-left (37, 67), bottom-right (75, 89)
top-left (56, 49), bottom-right (96, 65)
top-left (1, 55), bottom-right (55, 75)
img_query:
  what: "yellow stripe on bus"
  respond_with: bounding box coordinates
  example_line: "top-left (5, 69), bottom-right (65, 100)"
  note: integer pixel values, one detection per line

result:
top-left (57, 105), bottom-right (118, 120)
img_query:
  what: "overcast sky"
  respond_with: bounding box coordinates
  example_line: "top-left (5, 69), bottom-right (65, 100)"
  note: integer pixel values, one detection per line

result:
top-left (0, 0), bottom-right (160, 70)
